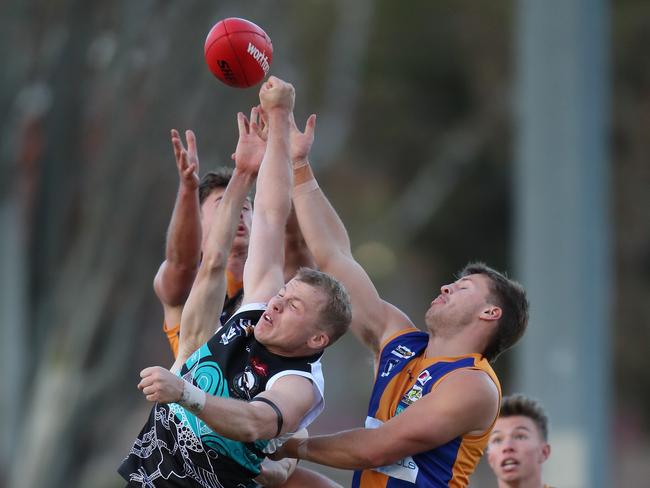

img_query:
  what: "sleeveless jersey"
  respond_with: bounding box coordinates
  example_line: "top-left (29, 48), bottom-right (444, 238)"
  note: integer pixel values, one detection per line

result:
top-left (164, 287), bottom-right (244, 358)
top-left (352, 328), bottom-right (501, 488)
top-left (120, 303), bottom-right (325, 488)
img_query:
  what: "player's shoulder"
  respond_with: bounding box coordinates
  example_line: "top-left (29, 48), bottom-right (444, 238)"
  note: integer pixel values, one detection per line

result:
top-left (214, 302), bottom-right (265, 346)
top-left (437, 367), bottom-right (500, 406)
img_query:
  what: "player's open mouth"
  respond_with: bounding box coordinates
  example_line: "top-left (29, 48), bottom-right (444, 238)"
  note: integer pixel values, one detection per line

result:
top-left (263, 313), bottom-right (273, 325)
top-left (501, 458), bottom-right (519, 470)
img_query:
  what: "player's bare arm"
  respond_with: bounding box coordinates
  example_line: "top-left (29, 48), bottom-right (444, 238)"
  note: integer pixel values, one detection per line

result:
top-left (273, 368), bottom-right (498, 469)
top-left (254, 111), bottom-right (317, 281)
top-left (138, 366), bottom-right (315, 442)
top-left (173, 110), bottom-right (266, 368)
top-left (243, 76), bottom-right (295, 304)
top-left (153, 129), bottom-right (202, 329)
top-left (283, 206), bottom-right (316, 281)
top-left (292, 159), bottom-right (415, 355)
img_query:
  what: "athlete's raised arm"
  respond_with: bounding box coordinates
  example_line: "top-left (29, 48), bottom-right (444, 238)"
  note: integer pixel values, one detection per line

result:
top-left (153, 129), bottom-right (202, 340)
top-left (243, 76), bottom-right (295, 304)
top-left (173, 110), bottom-right (265, 369)
top-left (290, 127), bottom-right (414, 354)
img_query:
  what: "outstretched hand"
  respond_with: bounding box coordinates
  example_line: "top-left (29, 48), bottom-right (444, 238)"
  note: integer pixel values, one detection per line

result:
top-left (170, 129), bottom-right (200, 190)
top-left (232, 105), bottom-right (267, 176)
top-left (290, 113), bottom-right (316, 167)
top-left (138, 366), bottom-right (184, 404)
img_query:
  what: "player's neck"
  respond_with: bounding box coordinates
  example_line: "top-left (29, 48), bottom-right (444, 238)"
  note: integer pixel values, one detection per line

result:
top-left (226, 249), bottom-right (247, 281)
top-left (423, 333), bottom-right (483, 360)
top-left (262, 341), bottom-right (319, 358)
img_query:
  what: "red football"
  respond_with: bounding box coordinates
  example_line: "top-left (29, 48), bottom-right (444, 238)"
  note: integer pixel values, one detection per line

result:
top-left (204, 18), bottom-right (273, 88)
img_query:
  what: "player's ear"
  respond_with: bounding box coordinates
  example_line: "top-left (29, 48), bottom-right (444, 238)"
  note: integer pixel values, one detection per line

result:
top-left (479, 305), bottom-right (502, 322)
top-left (540, 443), bottom-right (551, 463)
top-left (308, 331), bottom-right (329, 350)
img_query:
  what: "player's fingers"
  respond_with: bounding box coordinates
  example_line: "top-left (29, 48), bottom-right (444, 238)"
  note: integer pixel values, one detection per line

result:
top-left (258, 110), bottom-right (269, 139)
top-left (259, 107), bottom-right (268, 124)
top-left (250, 107), bottom-right (261, 133)
top-left (304, 114), bottom-right (317, 137)
top-left (186, 130), bottom-right (198, 161)
top-left (183, 162), bottom-right (197, 178)
top-left (171, 133), bottom-right (183, 162)
top-left (251, 118), bottom-right (265, 141)
top-left (178, 148), bottom-right (189, 169)
top-left (236, 112), bottom-right (247, 135)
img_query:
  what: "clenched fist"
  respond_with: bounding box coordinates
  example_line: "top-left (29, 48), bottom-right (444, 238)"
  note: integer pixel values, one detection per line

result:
top-left (138, 366), bottom-right (184, 404)
top-left (259, 76), bottom-right (295, 113)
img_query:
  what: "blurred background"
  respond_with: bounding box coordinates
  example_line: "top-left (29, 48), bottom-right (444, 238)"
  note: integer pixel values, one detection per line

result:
top-left (1, 0), bottom-right (648, 486)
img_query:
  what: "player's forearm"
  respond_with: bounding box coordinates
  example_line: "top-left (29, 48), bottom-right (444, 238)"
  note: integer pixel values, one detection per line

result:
top-left (166, 185), bottom-right (202, 266)
top-left (198, 396), bottom-right (275, 442)
top-left (178, 169), bottom-right (255, 357)
top-left (292, 164), bottom-right (352, 264)
top-left (288, 429), bottom-right (388, 470)
top-left (283, 207), bottom-right (316, 276)
top-left (155, 187), bottom-right (202, 305)
top-left (254, 109), bottom-right (293, 218)
top-left (202, 168), bottom-right (255, 267)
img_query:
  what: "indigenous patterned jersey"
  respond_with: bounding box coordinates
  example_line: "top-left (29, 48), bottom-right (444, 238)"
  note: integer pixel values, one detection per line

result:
top-left (120, 303), bottom-right (325, 488)
top-left (352, 329), bottom-right (501, 488)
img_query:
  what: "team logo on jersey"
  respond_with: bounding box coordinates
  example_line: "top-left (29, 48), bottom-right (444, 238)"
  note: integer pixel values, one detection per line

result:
top-left (401, 384), bottom-right (423, 406)
top-left (390, 345), bottom-right (415, 359)
top-left (232, 365), bottom-right (260, 400)
top-left (250, 357), bottom-right (269, 377)
top-left (417, 370), bottom-right (432, 386)
top-left (219, 319), bottom-right (255, 345)
top-left (380, 358), bottom-right (401, 378)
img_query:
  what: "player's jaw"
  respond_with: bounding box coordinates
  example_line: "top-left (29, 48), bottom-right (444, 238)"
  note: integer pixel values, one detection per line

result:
top-left (424, 292), bottom-right (447, 327)
top-left (494, 455), bottom-right (523, 480)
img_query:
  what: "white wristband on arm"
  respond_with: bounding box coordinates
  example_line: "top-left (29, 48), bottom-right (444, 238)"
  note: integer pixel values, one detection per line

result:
top-left (178, 379), bottom-right (206, 415)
